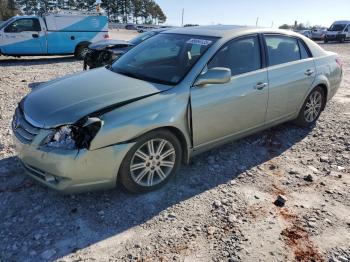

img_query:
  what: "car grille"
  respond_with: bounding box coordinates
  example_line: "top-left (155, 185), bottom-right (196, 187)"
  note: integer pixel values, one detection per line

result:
top-left (12, 108), bottom-right (40, 144)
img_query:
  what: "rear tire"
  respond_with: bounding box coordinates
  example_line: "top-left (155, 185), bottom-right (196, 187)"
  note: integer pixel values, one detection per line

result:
top-left (74, 44), bottom-right (90, 60)
top-left (294, 86), bottom-right (325, 127)
top-left (119, 130), bottom-right (182, 193)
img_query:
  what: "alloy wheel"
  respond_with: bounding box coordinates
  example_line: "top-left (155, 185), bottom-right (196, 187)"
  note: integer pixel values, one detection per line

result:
top-left (304, 90), bottom-right (323, 123)
top-left (130, 139), bottom-right (176, 187)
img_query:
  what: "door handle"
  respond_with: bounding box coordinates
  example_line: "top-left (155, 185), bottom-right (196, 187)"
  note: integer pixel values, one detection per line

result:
top-left (305, 69), bottom-right (314, 76)
top-left (32, 33), bottom-right (39, 38)
top-left (255, 82), bottom-right (267, 90)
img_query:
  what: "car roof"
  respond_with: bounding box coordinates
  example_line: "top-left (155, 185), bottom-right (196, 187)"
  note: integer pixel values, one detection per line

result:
top-left (333, 20), bottom-right (350, 24)
top-left (163, 25), bottom-right (327, 58)
top-left (12, 15), bottom-right (38, 19)
top-left (163, 25), bottom-right (305, 39)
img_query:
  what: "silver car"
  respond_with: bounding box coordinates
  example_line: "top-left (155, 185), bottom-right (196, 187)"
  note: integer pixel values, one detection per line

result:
top-left (299, 30), bottom-right (312, 38)
top-left (12, 26), bottom-right (343, 194)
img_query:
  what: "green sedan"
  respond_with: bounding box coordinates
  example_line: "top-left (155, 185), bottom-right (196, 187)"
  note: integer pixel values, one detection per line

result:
top-left (12, 26), bottom-right (343, 194)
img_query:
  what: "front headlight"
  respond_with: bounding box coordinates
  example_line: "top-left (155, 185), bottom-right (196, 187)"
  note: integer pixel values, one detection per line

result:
top-left (45, 125), bottom-right (77, 149)
top-left (43, 118), bottom-right (103, 150)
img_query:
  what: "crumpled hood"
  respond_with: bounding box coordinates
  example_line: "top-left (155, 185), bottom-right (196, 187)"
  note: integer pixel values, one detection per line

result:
top-left (22, 67), bottom-right (170, 128)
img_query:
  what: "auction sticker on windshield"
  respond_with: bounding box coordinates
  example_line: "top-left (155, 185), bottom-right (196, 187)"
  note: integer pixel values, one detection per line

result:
top-left (186, 38), bottom-right (213, 46)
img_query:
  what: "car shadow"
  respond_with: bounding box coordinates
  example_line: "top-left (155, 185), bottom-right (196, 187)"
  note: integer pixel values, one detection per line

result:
top-left (0, 122), bottom-right (314, 261)
top-left (0, 56), bottom-right (77, 67)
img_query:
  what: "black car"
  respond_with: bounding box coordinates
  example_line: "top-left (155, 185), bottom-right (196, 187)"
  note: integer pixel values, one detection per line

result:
top-left (83, 28), bottom-right (169, 70)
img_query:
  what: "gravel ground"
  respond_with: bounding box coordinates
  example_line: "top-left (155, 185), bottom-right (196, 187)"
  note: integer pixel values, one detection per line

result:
top-left (0, 37), bottom-right (349, 262)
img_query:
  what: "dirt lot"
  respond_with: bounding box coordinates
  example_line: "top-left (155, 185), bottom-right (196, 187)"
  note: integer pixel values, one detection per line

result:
top-left (0, 32), bottom-right (349, 262)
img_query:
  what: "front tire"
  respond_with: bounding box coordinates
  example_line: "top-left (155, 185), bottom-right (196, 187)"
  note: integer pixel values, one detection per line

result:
top-left (294, 86), bottom-right (325, 127)
top-left (119, 130), bottom-right (182, 193)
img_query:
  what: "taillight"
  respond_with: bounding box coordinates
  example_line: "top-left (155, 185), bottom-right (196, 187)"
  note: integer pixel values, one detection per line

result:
top-left (336, 57), bottom-right (343, 69)
top-left (103, 33), bottom-right (110, 39)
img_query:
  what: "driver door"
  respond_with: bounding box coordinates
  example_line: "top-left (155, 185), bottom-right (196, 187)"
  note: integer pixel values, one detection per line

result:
top-left (191, 35), bottom-right (269, 147)
top-left (2, 18), bottom-right (45, 55)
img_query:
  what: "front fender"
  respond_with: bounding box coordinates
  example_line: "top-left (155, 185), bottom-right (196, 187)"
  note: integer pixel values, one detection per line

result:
top-left (89, 89), bottom-right (191, 151)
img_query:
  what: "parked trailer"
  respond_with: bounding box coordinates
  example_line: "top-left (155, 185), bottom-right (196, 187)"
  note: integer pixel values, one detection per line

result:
top-left (0, 12), bottom-right (109, 58)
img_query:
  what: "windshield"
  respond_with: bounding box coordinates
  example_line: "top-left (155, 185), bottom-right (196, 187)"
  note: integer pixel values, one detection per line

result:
top-left (0, 17), bottom-right (16, 30)
top-left (111, 33), bottom-right (218, 85)
top-left (329, 24), bottom-right (346, 31)
top-left (129, 31), bottom-right (157, 45)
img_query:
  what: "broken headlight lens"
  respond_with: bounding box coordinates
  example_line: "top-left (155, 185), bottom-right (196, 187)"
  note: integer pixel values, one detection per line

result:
top-left (45, 125), bottom-right (77, 150)
top-left (44, 118), bottom-right (102, 150)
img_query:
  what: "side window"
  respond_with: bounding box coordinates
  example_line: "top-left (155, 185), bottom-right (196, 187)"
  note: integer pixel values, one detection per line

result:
top-left (5, 18), bottom-right (41, 33)
top-left (208, 35), bottom-right (261, 76)
top-left (265, 35), bottom-right (300, 66)
top-left (298, 40), bottom-right (311, 59)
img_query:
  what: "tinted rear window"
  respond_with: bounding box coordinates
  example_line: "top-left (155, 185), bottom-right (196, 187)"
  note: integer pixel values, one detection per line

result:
top-left (265, 35), bottom-right (300, 66)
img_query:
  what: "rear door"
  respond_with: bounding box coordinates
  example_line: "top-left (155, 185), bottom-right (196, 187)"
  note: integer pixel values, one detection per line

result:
top-left (263, 34), bottom-right (315, 123)
top-left (191, 35), bottom-right (269, 147)
top-left (2, 18), bottom-right (45, 55)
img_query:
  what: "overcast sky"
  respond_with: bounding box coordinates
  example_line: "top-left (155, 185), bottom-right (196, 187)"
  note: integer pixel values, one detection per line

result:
top-left (155, 0), bottom-right (350, 28)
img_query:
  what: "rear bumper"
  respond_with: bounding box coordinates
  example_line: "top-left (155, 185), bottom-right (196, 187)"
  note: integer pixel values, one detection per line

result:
top-left (13, 133), bottom-right (134, 194)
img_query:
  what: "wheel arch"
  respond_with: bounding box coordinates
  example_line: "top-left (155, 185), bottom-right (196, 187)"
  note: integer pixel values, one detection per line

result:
top-left (317, 83), bottom-right (328, 110)
top-left (74, 41), bottom-right (91, 54)
top-left (296, 81), bottom-right (329, 118)
top-left (141, 126), bottom-right (190, 165)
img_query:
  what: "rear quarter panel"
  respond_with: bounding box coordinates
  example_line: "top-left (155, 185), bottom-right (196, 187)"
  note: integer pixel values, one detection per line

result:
top-left (313, 52), bottom-right (342, 101)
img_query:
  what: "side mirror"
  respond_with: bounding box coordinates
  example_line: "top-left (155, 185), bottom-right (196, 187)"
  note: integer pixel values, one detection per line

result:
top-left (194, 67), bottom-right (231, 86)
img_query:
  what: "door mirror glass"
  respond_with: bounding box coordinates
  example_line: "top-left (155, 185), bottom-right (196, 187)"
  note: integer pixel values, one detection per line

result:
top-left (194, 67), bottom-right (231, 86)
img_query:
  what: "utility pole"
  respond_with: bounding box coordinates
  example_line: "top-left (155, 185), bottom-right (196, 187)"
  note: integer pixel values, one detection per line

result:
top-left (256, 17), bottom-right (259, 27)
top-left (271, 21), bottom-right (274, 28)
top-left (181, 8), bottom-right (184, 27)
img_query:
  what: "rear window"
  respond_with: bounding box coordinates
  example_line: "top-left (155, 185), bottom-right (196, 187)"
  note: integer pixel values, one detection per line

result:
top-left (265, 35), bottom-right (301, 66)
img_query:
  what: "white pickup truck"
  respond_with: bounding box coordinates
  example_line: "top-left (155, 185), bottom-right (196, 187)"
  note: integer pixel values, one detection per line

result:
top-left (0, 12), bottom-right (109, 58)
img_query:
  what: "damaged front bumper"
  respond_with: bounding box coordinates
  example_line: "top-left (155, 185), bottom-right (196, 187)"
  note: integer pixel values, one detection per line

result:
top-left (13, 130), bottom-right (134, 194)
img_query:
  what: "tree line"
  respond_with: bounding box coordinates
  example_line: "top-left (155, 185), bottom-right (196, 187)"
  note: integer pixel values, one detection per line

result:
top-left (1, 0), bottom-right (166, 24)
top-left (0, 0), bottom-right (18, 20)
top-left (278, 20), bottom-right (323, 30)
